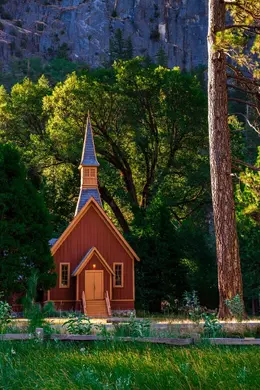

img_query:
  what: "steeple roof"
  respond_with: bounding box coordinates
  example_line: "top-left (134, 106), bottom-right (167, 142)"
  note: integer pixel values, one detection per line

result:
top-left (80, 115), bottom-right (99, 167)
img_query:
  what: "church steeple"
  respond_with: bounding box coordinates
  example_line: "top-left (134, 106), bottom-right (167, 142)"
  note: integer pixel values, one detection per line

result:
top-left (75, 115), bottom-right (102, 216)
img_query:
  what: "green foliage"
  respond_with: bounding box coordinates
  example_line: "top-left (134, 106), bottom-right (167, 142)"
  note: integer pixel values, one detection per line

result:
top-left (63, 314), bottom-right (93, 335)
top-left (156, 47), bottom-right (168, 67)
top-left (0, 57), bottom-right (86, 89)
top-left (0, 293), bottom-right (11, 333)
top-left (236, 149), bottom-right (260, 303)
top-left (114, 314), bottom-right (151, 337)
top-left (57, 43), bottom-right (70, 60)
top-left (23, 272), bottom-right (55, 334)
top-left (95, 323), bottom-right (111, 338)
top-left (0, 58), bottom-right (213, 309)
top-left (181, 291), bottom-right (202, 324)
top-left (109, 29), bottom-right (133, 63)
top-left (0, 144), bottom-right (56, 297)
top-left (202, 313), bottom-right (222, 338)
top-left (225, 295), bottom-right (244, 322)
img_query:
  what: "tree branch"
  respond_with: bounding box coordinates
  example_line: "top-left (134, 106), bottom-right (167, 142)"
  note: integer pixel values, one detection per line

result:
top-left (228, 98), bottom-right (260, 115)
top-left (233, 158), bottom-right (260, 172)
top-left (99, 186), bottom-right (130, 234)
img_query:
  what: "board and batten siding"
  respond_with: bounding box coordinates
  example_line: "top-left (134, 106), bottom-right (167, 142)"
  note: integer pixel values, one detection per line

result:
top-left (50, 204), bottom-right (134, 306)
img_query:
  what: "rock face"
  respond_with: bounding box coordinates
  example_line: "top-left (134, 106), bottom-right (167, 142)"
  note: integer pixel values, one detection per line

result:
top-left (0, 0), bottom-right (208, 70)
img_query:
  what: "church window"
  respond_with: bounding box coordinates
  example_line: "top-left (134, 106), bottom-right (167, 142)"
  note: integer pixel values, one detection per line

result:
top-left (59, 263), bottom-right (70, 288)
top-left (113, 263), bottom-right (124, 287)
top-left (84, 169), bottom-right (90, 177)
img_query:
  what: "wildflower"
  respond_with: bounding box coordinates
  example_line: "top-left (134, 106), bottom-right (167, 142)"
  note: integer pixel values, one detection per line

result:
top-left (11, 348), bottom-right (16, 355)
top-left (80, 347), bottom-right (86, 353)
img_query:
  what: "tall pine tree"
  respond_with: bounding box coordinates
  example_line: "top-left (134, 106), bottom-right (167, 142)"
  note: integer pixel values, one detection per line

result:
top-left (208, 0), bottom-right (260, 318)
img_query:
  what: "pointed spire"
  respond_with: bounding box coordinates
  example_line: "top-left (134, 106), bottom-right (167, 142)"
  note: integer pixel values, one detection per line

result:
top-left (80, 114), bottom-right (99, 167)
top-left (75, 114), bottom-right (102, 216)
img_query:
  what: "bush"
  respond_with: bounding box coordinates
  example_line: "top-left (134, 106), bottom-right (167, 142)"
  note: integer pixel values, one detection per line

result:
top-left (225, 295), bottom-right (244, 321)
top-left (181, 291), bottom-right (202, 323)
top-left (63, 314), bottom-right (92, 335)
top-left (23, 272), bottom-right (55, 335)
top-left (0, 293), bottom-right (11, 333)
top-left (202, 313), bottom-right (222, 338)
top-left (114, 314), bottom-right (151, 338)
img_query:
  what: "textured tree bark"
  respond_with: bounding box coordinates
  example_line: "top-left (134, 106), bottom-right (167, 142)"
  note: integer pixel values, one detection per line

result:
top-left (208, 0), bottom-right (245, 318)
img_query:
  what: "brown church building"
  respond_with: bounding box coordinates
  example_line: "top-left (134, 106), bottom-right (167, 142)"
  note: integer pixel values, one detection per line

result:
top-left (47, 116), bottom-right (140, 316)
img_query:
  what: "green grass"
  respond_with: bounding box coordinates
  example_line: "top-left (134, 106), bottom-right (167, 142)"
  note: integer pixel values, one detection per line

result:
top-left (0, 342), bottom-right (260, 389)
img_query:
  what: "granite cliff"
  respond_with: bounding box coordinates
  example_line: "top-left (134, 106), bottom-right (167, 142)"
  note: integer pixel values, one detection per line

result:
top-left (0, 0), bottom-right (208, 70)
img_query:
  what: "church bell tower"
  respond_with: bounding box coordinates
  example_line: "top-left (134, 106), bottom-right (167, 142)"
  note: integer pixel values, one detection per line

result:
top-left (75, 115), bottom-right (102, 216)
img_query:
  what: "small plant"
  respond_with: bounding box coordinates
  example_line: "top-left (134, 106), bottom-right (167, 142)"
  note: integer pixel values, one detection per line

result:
top-left (95, 324), bottom-right (111, 338)
top-left (64, 314), bottom-right (92, 335)
top-left (25, 302), bottom-right (54, 334)
top-left (114, 314), bottom-right (151, 338)
top-left (129, 314), bottom-right (151, 337)
top-left (0, 293), bottom-right (11, 333)
top-left (23, 272), bottom-right (55, 335)
top-left (202, 313), bottom-right (222, 338)
top-left (181, 291), bottom-right (202, 324)
top-left (225, 294), bottom-right (244, 321)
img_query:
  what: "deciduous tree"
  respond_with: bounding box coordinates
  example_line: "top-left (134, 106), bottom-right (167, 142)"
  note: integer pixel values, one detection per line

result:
top-left (0, 144), bottom-right (56, 298)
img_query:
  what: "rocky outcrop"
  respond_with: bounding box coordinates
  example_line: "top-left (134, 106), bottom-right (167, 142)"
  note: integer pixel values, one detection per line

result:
top-left (0, 0), bottom-right (208, 70)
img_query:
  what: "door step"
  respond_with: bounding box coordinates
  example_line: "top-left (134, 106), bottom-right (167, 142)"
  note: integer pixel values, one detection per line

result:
top-left (85, 299), bottom-right (108, 317)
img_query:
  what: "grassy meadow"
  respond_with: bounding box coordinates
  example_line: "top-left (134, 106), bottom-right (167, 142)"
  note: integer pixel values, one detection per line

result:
top-left (0, 341), bottom-right (260, 389)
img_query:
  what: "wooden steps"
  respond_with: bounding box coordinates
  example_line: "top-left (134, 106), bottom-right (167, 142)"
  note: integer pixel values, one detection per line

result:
top-left (86, 299), bottom-right (108, 317)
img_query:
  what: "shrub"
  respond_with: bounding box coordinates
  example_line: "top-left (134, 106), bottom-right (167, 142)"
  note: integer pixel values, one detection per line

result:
top-left (23, 272), bottom-right (55, 335)
top-left (202, 313), bottom-right (222, 338)
top-left (0, 294), bottom-right (11, 333)
top-left (181, 291), bottom-right (202, 323)
top-left (63, 314), bottom-right (92, 335)
top-left (95, 323), bottom-right (111, 338)
top-left (225, 294), bottom-right (244, 321)
top-left (114, 314), bottom-right (151, 338)
top-left (25, 301), bottom-right (55, 334)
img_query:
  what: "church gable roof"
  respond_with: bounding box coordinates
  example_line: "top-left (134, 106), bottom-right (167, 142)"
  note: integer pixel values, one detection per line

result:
top-left (72, 247), bottom-right (115, 276)
top-left (51, 197), bottom-right (140, 262)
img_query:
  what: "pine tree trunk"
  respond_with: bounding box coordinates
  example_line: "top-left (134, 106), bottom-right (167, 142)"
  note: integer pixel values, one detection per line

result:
top-left (207, 0), bottom-right (245, 319)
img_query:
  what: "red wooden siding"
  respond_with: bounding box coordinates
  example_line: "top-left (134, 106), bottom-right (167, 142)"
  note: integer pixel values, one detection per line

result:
top-left (50, 203), bottom-right (134, 306)
top-left (112, 301), bottom-right (135, 310)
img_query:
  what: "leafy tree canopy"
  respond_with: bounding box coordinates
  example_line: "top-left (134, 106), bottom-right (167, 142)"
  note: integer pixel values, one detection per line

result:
top-left (0, 143), bottom-right (57, 298)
